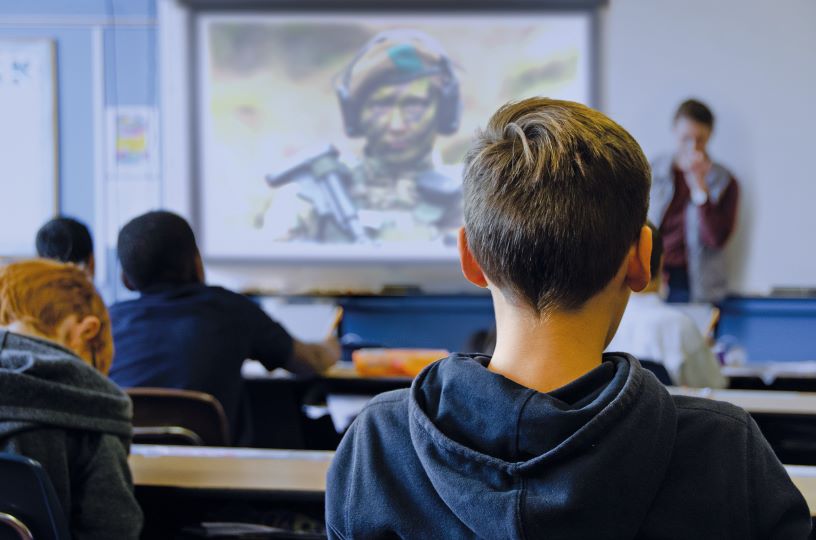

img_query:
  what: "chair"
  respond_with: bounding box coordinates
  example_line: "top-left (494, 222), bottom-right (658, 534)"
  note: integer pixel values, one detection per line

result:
top-left (0, 453), bottom-right (70, 540)
top-left (639, 359), bottom-right (674, 386)
top-left (127, 388), bottom-right (230, 446)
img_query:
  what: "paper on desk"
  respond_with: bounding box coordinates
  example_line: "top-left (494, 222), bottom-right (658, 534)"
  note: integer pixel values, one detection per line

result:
top-left (327, 394), bottom-right (373, 433)
top-left (258, 298), bottom-right (341, 342)
top-left (723, 361), bottom-right (816, 385)
top-left (242, 360), bottom-right (298, 379)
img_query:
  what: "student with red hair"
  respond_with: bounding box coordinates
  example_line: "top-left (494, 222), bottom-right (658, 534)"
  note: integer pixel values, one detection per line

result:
top-left (0, 259), bottom-right (142, 538)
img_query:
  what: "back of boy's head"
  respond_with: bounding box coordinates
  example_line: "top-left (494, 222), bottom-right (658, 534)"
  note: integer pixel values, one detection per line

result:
top-left (35, 216), bottom-right (94, 266)
top-left (463, 97), bottom-right (651, 312)
top-left (647, 221), bottom-right (663, 280)
top-left (0, 259), bottom-right (113, 374)
top-left (118, 211), bottom-right (200, 291)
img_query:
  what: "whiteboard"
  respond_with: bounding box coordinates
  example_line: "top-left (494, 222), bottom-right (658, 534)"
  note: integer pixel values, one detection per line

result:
top-left (0, 39), bottom-right (58, 257)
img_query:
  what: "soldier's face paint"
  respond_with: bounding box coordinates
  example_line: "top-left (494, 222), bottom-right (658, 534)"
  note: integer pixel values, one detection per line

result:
top-left (360, 78), bottom-right (438, 167)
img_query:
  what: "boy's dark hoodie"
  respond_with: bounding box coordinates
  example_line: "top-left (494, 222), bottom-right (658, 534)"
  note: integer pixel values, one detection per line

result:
top-left (327, 353), bottom-right (811, 539)
top-left (0, 330), bottom-right (142, 539)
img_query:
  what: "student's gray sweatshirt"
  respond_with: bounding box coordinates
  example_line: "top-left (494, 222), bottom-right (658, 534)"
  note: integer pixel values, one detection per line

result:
top-left (0, 330), bottom-right (142, 539)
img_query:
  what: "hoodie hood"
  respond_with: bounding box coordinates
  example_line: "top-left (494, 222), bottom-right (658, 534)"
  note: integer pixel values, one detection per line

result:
top-left (408, 353), bottom-right (677, 539)
top-left (0, 330), bottom-right (132, 440)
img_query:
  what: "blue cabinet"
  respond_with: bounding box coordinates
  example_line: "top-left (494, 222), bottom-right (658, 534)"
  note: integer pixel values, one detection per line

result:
top-left (717, 297), bottom-right (816, 362)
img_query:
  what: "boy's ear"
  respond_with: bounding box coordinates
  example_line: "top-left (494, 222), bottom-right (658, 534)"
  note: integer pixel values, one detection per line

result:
top-left (121, 271), bottom-right (136, 291)
top-left (626, 225), bottom-right (652, 292)
top-left (194, 252), bottom-right (206, 284)
top-left (76, 315), bottom-right (101, 342)
top-left (458, 228), bottom-right (488, 288)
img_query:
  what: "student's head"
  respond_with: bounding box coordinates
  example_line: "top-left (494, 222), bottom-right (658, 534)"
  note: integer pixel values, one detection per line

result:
top-left (459, 97), bottom-right (652, 317)
top-left (0, 259), bottom-right (113, 373)
top-left (673, 99), bottom-right (714, 155)
top-left (35, 217), bottom-right (95, 278)
top-left (117, 211), bottom-right (203, 292)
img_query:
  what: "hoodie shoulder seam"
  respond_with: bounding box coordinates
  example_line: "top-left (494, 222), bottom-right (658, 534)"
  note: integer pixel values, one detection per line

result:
top-left (360, 396), bottom-right (406, 416)
top-left (514, 391), bottom-right (537, 459)
top-left (674, 402), bottom-right (750, 427)
top-left (366, 397), bottom-right (405, 407)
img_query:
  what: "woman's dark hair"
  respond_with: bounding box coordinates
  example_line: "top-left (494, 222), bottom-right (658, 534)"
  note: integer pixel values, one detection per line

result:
top-left (674, 99), bottom-right (714, 129)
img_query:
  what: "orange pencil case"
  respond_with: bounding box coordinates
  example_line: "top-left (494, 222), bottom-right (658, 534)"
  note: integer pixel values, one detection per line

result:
top-left (352, 348), bottom-right (449, 377)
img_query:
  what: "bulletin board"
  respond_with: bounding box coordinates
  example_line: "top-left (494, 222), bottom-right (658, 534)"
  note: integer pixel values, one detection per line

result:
top-left (0, 39), bottom-right (58, 257)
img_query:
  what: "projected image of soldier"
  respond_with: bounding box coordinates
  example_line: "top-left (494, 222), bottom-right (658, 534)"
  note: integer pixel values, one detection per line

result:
top-left (265, 29), bottom-right (463, 244)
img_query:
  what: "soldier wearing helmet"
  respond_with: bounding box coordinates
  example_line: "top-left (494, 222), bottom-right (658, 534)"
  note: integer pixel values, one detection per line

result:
top-left (335, 29), bottom-right (463, 243)
top-left (262, 29), bottom-right (463, 244)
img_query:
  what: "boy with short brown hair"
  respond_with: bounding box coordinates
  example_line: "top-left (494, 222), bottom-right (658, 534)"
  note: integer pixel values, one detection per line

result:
top-left (326, 98), bottom-right (810, 539)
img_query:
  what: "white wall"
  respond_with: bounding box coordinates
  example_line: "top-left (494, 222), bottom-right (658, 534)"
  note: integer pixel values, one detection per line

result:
top-left (603, 0), bottom-right (816, 294)
top-left (161, 0), bottom-right (816, 295)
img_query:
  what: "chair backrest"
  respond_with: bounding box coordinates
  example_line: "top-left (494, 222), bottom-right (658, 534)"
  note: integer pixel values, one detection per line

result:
top-left (0, 453), bottom-right (70, 540)
top-left (639, 359), bottom-right (674, 386)
top-left (127, 387), bottom-right (230, 446)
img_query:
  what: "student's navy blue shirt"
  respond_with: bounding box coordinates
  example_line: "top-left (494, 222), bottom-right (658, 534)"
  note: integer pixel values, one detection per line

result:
top-left (327, 354), bottom-right (811, 539)
top-left (109, 283), bottom-right (293, 440)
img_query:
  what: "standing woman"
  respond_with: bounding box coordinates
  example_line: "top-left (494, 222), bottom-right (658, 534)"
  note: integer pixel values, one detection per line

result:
top-left (648, 99), bottom-right (739, 303)
top-left (0, 259), bottom-right (142, 539)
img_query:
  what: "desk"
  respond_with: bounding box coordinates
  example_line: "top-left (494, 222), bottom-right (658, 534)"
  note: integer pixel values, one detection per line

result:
top-left (321, 362), bottom-right (412, 394)
top-left (668, 388), bottom-right (816, 416)
top-left (130, 445), bottom-right (332, 538)
top-left (725, 362), bottom-right (816, 392)
top-left (128, 447), bottom-right (816, 531)
top-left (243, 362), bottom-right (412, 449)
top-left (244, 366), bottom-right (816, 465)
top-left (130, 445), bottom-right (331, 497)
top-left (129, 446), bottom-right (816, 518)
top-left (671, 388), bottom-right (816, 466)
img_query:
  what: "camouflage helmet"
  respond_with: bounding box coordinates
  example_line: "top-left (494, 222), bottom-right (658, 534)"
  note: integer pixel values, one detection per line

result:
top-left (335, 29), bottom-right (461, 137)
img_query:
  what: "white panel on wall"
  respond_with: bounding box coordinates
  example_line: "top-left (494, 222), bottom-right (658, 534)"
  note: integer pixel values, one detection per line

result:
top-left (0, 39), bottom-right (57, 257)
top-left (603, 0), bottom-right (816, 294)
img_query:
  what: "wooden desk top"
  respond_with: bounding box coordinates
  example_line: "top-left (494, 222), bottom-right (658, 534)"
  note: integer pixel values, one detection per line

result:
top-left (128, 446), bottom-right (816, 517)
top-left (668, 387), bottom-right (816, 415)
top-left (129, 445), bottom-right (332, 494)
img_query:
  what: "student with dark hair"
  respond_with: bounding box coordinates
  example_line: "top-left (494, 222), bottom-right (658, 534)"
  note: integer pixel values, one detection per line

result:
top-left (108, 211), bottom-right (339, 444)
top-left (649, 98), bottom-right (739, 302)
top-left (35, 216), bottom-right (95, 278)
top-left (326, 98), bottom-right (809, 538)
top-left (607, 221), bottom-right (726, 388)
